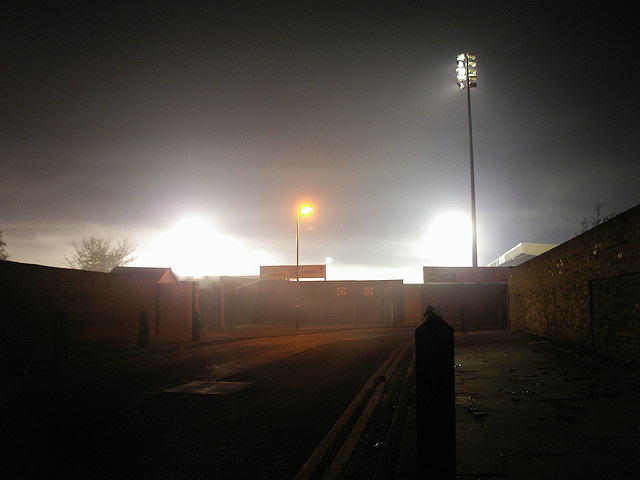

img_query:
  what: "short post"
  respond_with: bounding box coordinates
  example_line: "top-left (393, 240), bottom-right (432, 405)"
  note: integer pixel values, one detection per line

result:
top-left (139, 310), bottom-right (150, 349)
top-left (217, 286), bottom-right (225, 330)
top-left (459, 306), bottom-right (467, 332)
top-left (192, 311), bottom-right (200, 341)
top-left (53, 310), bottom-right (69, 360)
top-left (415, 306), bottom-right (456, 479)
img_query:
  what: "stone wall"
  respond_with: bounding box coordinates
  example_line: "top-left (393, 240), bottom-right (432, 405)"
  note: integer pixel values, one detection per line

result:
top-left (508, 203), bottom-right (640, 361)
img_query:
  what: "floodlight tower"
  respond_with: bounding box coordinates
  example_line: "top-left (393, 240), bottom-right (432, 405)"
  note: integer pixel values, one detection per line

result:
top-left (456, 53), bottom-right (478, 267)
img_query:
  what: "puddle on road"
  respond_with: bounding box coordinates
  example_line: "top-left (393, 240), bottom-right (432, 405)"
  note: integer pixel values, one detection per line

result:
top-left (164, 380), bottom-right (254, 395)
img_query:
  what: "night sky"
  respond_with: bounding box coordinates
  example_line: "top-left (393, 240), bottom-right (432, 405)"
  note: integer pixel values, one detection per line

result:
top-left (3, 2), bottom-right (638, 282)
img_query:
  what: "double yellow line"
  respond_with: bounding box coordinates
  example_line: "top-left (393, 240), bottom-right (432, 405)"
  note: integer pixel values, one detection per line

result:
top-left (294, 341), bottom-right (413, 480)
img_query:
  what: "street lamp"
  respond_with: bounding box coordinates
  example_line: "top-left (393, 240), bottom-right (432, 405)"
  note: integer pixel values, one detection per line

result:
top-left (456, 53), bottom-right (478, 267)
top-left (296, 204), bottom-right (313, 281)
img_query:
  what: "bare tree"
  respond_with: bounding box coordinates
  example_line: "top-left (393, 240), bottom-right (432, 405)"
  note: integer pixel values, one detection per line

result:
top-left (65, 236), bottom-right (136, 272)
top-left (0, 230), bottom-right (8, 261)
top-left (579, 204), bottom-right (618, 233)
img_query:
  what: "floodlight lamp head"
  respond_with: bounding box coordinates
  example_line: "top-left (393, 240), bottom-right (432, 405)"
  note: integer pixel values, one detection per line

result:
top-left (455, 53), bottom-right (477, 89)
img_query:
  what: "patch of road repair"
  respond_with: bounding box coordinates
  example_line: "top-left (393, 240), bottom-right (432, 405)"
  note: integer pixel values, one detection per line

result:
top-left (164, 380), bottom-right (254, 395)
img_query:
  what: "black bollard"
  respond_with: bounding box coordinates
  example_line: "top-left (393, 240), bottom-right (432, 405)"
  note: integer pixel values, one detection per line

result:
top-left (53, 310), bottom-right (69, 360)
top-left (192, 311), bottom-right (200, 341)
top-left (139, 310), bottom-right (150, 349)
top-left (415, 306), bottom-right (456, 479)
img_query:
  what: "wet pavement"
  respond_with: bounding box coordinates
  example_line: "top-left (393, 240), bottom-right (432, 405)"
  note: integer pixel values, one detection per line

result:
top-left (383, 330), bottom-right (640, 479)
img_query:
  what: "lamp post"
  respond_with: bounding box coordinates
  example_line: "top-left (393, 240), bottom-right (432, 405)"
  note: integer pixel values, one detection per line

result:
top-left (296, 204), bottom-right (313, 281)
top-left (456, 53), bottom-right (478, 267)
top-left (294, 204), bottom-right (313, 329)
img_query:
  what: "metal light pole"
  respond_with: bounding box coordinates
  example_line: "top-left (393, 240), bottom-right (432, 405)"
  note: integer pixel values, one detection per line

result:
top-left (457, 53), bottom-right (478, 267)
top-left (296, 204), bottom-right (313, 281)
top-left (295, 204), bottom-right (313, 329)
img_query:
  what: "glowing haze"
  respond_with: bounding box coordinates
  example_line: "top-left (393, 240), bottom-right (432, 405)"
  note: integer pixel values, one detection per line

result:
top-left (2, 3), bottom-right (638, 283)
top-left (132, 216), bottom-right (273, 279)
top-left (422, 212), bottom-right (472, 267)
top-left (130, 211), bottom-right (472, 282)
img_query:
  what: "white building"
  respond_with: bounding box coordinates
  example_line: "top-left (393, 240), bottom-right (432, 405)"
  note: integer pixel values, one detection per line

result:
top-left (489, 243), bottom-right (557, 267)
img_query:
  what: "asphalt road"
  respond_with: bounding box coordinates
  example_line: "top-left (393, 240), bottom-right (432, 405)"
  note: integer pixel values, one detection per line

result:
top-left (4, 326), bottom-right (414, 479)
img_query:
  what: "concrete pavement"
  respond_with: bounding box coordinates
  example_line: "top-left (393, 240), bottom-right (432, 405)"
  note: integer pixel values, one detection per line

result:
top-left (382, 330), bottom-right (640, 479)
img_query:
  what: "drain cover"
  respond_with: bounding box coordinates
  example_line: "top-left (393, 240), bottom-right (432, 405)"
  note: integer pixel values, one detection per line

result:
top-left (164, 381), bottom-right (253, 395)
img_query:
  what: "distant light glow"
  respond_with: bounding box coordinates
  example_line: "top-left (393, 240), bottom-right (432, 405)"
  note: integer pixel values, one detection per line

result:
top-left (132, 215), bottom-right (272, 278)
top-left (422, 212), bottom-right (472, 266)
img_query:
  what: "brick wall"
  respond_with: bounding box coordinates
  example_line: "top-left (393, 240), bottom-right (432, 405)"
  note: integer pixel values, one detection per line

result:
top-left (253, 279), bottom-right (404, 326)
top-left (404, 284), bottom-right (424, 324)
top-left (0, 261), bottom-right (196, 362)
top-left (419, 266), bottom-right (510, 331)
top-left (423, 283), bottom-right (508, 331)
top-left (508, 203), bottom-right (640, 361)
top-left (423, 266), bottom-right (510, 284)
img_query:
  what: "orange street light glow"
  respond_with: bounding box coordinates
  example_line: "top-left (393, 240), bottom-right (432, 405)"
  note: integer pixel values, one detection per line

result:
top-left (299, 205), bottom-right (313, 216)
